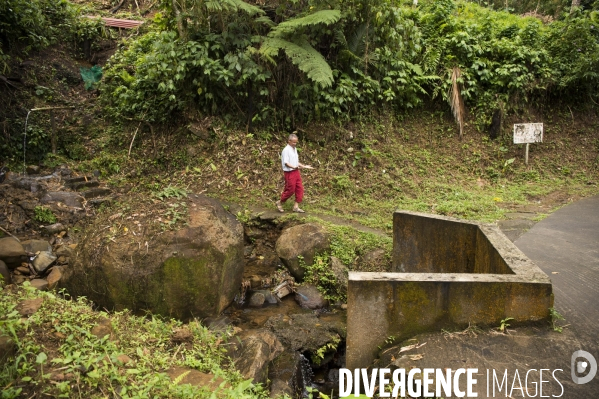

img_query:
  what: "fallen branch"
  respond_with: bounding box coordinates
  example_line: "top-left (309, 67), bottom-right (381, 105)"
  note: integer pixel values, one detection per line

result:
top-left (30, 106), bottom-right (75, 112)
top-left (128, 122), bottom-right (142, 158)
top-left (110, 0), bottom-right (127, 13)
top-left (0, 226), bottom-right (20, 242)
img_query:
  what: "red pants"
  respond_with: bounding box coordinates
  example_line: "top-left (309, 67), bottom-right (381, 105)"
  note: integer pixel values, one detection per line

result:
top-left (281, 170), bottom-right (303, 203)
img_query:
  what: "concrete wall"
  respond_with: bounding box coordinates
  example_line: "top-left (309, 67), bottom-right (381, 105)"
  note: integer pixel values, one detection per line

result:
top-left (392, 212), bottom-right (513, 274)
top-left (346, 211), bottom-right (553, 369)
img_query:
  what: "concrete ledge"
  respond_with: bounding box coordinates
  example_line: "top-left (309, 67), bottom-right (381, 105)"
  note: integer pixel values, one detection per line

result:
top-left (346, 211), bottom-right (553, 369)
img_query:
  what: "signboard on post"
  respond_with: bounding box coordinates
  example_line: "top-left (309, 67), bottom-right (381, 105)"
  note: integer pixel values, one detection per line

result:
top-left (513, 123), bottom-right (543, 165)
top-left (514, 123), bottom-right (543, 144)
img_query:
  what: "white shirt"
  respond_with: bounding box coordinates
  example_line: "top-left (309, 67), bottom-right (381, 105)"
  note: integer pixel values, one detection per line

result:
top-left (281, 144), bottom-right (299, 172)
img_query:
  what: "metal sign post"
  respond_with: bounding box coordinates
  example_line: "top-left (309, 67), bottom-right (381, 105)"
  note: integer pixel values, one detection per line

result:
top-left (513, 123), bottom-right (543, 165)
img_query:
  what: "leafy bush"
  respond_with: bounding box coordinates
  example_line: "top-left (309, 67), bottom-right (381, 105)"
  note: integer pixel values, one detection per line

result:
top-left (154, 185), bottom-right (188, 200)
top-left (34, 206), bottom-right (57, 224)
top-left (0, 0), bottom-right (106, 61)
top-left (301, 253), bottom-right (346, 302)
top-left (99, 0), bottom-right (599, 132)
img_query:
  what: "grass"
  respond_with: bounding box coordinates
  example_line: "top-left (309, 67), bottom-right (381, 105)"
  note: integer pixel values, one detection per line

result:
top-left (47, 107), bottom-right (598, 238)
top-left (0, 283), bottom-right (268, 399)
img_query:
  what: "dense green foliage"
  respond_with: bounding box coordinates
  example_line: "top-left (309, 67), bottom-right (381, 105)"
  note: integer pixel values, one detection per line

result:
top-left (100, 0), bottom-right (599, 130)
top-left (0, 283), bottom-right (268, 398)
top-left (0, 0), bottom-right (106, 72)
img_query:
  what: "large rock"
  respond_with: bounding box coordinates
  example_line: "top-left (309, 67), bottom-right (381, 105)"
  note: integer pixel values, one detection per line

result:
top-left (43, 223), bottom-right (66, 235)
top-left (61, 194), bottom-right (244, 320)
top-left (275, 223), bottom-right (329, 281)
top-left (268, 351), bottom-right (303, 398)
top-left (41, 191), bottom-right (84, 208)
top-left (264, 313), bottom-right (345, 353)
top-left (0, 260), bottom-right (10, 285)
top-left (234, 330), bottom-right (284, 385)
top-left (31, 279), bottom-right (49, 291)
top-left (32, 251), bottom-right (56, 274)
top-left (47, 266), bottom-right (63, 289)
top-left (330, 256), bottom-right (348, 296)
top-left (21, 239), bottom-right (52, 254)
top-left (17, 298), bottom-right (44, 317)
top-left (0, 237), bottom-right (26, 268)
top-left (11, 177), bottom-right (43, 194)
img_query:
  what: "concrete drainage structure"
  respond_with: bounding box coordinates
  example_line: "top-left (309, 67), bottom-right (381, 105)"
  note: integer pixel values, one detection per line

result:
top-left (346, 211), bottom-right (553, 369)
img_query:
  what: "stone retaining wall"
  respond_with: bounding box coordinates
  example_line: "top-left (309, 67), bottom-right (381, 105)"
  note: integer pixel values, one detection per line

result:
top-left (346, 211), bottom-right (553, 369)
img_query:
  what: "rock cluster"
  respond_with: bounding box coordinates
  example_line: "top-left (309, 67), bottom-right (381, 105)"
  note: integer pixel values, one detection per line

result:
top-left (0, 165), bottom-right (114, 290)
top-left (0, 236), bottom-right (74, 290)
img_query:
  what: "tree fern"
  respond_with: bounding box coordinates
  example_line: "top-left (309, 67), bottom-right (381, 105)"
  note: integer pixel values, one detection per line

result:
top-left (260, 37), bottom-right (334, 88)
top-left (204, 0), bottom-right (264, 17)
top-left (269, 10), bottom-right (341, 37)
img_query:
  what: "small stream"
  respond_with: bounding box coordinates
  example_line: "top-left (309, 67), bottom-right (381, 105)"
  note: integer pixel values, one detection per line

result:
top-left (223, 222), bottom-right (347, 398)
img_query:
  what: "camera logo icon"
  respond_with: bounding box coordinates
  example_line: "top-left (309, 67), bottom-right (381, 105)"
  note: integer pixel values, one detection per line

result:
top-left (571, 350), bottom-right (597, 384)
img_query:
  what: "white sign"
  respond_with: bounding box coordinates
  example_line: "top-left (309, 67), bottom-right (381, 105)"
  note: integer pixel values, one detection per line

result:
top-left (513, 123), bottom-right (543, 144)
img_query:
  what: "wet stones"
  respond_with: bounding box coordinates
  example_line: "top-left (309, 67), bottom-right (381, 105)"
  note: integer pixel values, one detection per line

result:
top-left (234, 329), bottom-right (284, 385)
top-left (268, 351), bottom-right (303, 398)
top-left (264, 313), bottom-right (346, 353)
top-left (294, 284), bottom-right (328, 310)
top-left (249, 292), bottom-right (266, 307)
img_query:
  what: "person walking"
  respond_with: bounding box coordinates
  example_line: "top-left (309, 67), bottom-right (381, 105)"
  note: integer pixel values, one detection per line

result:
top-left (276, 133), bottom-right (312, 213)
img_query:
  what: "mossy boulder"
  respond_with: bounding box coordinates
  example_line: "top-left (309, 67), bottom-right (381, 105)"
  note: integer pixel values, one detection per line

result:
top-left (275, 223), bottom-right (329, 281)
top-left (62, 194), bottom-right (244, 320)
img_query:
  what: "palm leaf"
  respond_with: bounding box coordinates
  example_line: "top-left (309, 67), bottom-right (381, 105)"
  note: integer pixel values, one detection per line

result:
top-left (260, 37), bottom-right (334, 88)
top-left (448, 66), bottom-right (465, 139)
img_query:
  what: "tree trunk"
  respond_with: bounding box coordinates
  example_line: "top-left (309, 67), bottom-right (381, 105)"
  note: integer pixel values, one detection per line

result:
top-left (571, 0), bottom-right (581, 12)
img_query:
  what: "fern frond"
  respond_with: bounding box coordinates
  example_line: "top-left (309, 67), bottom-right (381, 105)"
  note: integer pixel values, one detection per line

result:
top-left (260, 37), bottom-right (334, 88)
top-left (333, 28), bottom-right (347, 49)
top-left (269, 10), bottom-right (341, 37)
top-left (338, 49), bottom-right (363, 64)
top-left (448, 66), bottom-right (465, 139)
top-left (347, 22), bottom-right (368, 56)
top-left (205, 0), bottom-right (264, 16)
top-left (255, 15), bottom-right (275, 27)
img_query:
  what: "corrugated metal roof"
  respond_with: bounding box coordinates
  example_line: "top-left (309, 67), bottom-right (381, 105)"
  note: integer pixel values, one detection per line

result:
top-left (85, 16), bottom-right (144, 29)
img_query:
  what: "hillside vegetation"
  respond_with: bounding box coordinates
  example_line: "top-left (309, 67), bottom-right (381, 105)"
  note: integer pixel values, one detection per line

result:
top-left (0, 0), bottom-right (598, 398)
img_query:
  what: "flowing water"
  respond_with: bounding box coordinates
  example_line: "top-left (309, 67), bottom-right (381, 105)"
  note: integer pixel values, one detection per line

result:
top-left (23, 110), bottom-right (32, 174)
